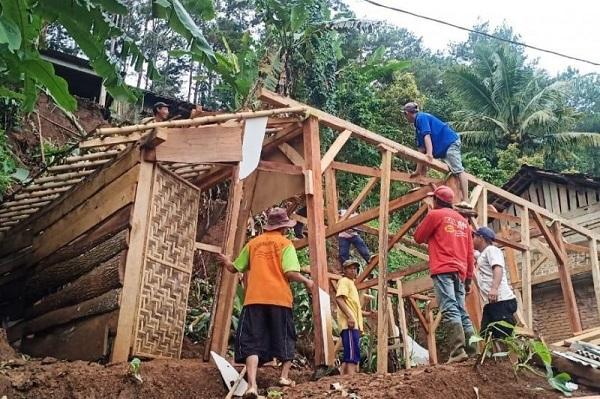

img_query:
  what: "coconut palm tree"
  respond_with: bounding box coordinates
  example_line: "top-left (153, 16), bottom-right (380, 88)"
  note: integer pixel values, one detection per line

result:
top-left (446, 45), bottom-right (600, 159)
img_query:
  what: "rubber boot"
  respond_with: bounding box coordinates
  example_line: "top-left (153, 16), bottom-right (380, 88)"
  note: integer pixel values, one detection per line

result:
top-left (464, 331), bottom-right (478, 357)
top-left (446, 322), bottom-right (468, 363)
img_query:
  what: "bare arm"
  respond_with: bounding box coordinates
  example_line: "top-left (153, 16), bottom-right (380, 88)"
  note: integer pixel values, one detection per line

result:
top-left (488, 265), bottom-right (503, 303)
top-left (285, 271), bottom-right (314, 291)
top-left (216, 253), bottom-right (238, 274)
top-left (423, 134), bottom-right (434, 161)
top-left (336, 296), bottom-right (356, 329)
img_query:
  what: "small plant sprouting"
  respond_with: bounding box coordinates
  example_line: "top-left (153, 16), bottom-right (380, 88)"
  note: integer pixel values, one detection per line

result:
top-left (129, 357), bottom-right (143, 384)
top-left (468, 321), bottom-right (574, 396)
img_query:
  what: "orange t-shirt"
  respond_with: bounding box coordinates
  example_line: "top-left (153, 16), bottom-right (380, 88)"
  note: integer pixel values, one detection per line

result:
top-left (233, 231), bottom-right (301, 308)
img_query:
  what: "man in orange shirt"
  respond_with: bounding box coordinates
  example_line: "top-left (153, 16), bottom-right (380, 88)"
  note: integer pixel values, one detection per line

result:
top-left (218, 207), bottom-right (314, 399)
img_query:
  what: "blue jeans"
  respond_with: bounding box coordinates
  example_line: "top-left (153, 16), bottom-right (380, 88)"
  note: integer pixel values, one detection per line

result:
top-left (339, 235), bottom-right (371, 263)
top-left (432, 272), bottom-right (474, 335)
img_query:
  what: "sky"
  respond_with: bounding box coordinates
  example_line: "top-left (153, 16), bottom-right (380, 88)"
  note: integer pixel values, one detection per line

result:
top-left (345, 0), bottom-right (600, 75)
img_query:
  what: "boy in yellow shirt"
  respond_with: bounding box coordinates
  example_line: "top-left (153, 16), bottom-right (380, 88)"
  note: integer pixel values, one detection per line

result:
top-left (336, 259), bottom-right (363, 375)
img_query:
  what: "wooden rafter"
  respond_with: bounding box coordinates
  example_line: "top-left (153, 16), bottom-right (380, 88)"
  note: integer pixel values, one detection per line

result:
top-left (339, 177), bottom-right (379, 222)
top-left (321, 129), bottom-right (351, 172)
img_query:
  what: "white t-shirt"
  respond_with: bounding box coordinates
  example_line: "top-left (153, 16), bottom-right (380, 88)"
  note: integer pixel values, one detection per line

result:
top-left (475, 245), bottom-right (516, 305)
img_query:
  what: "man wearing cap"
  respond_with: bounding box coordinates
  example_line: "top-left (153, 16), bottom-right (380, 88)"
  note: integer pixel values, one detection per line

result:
top-left (336, 259), bottom-right (364, 375)
top-left (403, 102), bottom-right (470, 207)
top-left (217, 207), bottom-right (314, 398)
top-left (141, 102), bottom-right (170, 124)
top-left (414, 185), bottom-right (475, 363)
top-left (473, 226), bottom-right (518, 338)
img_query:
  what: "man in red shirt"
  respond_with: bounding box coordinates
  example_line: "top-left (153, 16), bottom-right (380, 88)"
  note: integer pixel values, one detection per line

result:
top-left (414, 185), bottom-right (475, 363)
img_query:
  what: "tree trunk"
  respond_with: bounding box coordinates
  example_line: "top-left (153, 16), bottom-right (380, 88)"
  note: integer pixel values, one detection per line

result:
top-left (187, 60), bottom-right (195, 102)
top-left (8, 288), bottom-right (122, 342)
top-left (26, 251), bottom-right (126, 319)
top-left (25, 229), bottom-right (129, 301)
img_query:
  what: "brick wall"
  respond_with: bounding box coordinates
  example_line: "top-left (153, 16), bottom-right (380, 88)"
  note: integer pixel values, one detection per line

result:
top-left (532, 272), bottom-right (600, 343)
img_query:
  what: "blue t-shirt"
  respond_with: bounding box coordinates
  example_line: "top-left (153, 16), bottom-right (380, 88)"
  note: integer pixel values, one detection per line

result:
top-left (414, 112), bottom-right (458, 158)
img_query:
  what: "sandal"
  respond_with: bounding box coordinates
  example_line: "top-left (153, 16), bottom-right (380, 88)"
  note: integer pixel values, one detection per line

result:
top-left (243, 387), bottom-right (258, 399)
top-left (278, 377), bottom-right (296, 387)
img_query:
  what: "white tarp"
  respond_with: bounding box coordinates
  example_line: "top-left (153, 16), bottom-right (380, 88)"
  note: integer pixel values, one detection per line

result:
top-left (239, 116), bottom-right (268, 179)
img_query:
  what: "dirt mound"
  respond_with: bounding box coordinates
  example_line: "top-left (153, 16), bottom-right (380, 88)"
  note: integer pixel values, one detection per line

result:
top-left (0, 329), bottom-right (17, 361)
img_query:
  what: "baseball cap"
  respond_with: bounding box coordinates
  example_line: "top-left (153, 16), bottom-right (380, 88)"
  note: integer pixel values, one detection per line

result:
top-left (342, 259), bottom-right (360, 269)
top-left (403, 102), bottom-right (419, 113)
top-left (427, 185), bottom-right (454, 204)
top-left (474, 226), bottom-right (496, 242)
top-left (153, 102), bottom-right (169, 113)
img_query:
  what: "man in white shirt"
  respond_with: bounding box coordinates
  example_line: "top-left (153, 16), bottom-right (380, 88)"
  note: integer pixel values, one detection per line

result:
top-left (473, 226), bottom-right (518, 338)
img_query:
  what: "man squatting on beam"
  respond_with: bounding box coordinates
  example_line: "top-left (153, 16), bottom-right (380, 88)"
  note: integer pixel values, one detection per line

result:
top-left (414, 186), bottom-right (476, 363)
top-left (218, 207), bottom-right (314, 399)
top-left (403, 102), bottom-right (470, 207)
top-left (473, 226), bottom-right (518, 338)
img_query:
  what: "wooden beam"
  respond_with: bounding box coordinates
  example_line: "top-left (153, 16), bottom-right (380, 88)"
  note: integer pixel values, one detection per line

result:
top-left (426, 302), bottom-right (438, 365)
top-left (194, 242), bottom-right (222, 253)
top-left (324, 168), bottom-right (339, 225)
top-left (303, 116), bottom-right (334, 366)
top-left (551, 221), bottom-right (583, 334)
top-left (501, 225), bottom-right (520, 284)
top-left (278, 142), bottom-right (305, 167)
top-left (395, 279), bottom-right (411, 369)
top-left (531, 211), bottom-right (568, 265)
top-left (590, 239), bottom-right (600, 322)
top-left (409, 297), bottom-right (429, 333)
top-left (376, 148), bottom-right (392, 374)
top-left (262, 123), bottom-right (302, 153)
top-left (257, 160), bottom-right (303, 175)
top-left (111, 157), bottom-right (154, 363)
top-left (331, 161), bottom-right (439, 185)
top-left (357, 262), bottom-right (429, 290)
top-left (356, 205), bottom-right (428, 284)
top-left (520, 207), bottom-right (532, 329)
top-left (294, 186), bottom-right (430, 250)
top-left (340, 177), bottom-right (379, 222)
top-left (206, 169), bottom-right (259, 359)
top-left (321, 130), bottom-right (352, 172)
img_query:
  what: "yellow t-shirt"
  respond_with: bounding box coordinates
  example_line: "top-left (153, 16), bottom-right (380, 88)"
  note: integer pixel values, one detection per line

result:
top-left (336, 277), bottom-right (363, 331)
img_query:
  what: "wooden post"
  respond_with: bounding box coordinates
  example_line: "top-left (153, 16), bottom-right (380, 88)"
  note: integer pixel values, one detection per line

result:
top-left (520, 207), bottom-right (532, 329)
top-left (111, 153), bottom-right (154, 363)
top-left (551, 221), bottom-right (583, 334)
top-left (476, 187), bottom-right (488, 227)
top-left (205, 168), bottom-right (259, 359)
top-left (425, 301), bottom-right (438, 365)
top-left (376, 147), bottom-right (392, 374)
top-left (589, 239), bottom-right (600, 321)
top-left (303, 116), bottom-right (334, 366)
top-left (324, 168), bottom-right (339, 226)
top-left (395, 279), bottom-right (411, 369)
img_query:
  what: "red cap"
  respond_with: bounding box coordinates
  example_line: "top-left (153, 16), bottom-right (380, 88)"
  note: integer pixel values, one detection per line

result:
top-left (427, 185), bottom-right (454, 203)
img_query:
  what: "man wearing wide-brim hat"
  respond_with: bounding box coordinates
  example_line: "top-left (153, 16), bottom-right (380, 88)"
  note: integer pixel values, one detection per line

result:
top-left (218, 207), bottom-right (314, 399)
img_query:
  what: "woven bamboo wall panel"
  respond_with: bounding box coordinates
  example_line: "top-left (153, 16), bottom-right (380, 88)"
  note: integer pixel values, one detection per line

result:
top-left (132, 167), bottom-right (199, 359)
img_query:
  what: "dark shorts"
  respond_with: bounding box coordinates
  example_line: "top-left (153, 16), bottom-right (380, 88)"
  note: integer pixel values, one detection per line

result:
top-left (480, 298), bottom-right (518, 338)
top-left (341, 329), bottom-right (361, 364)
top-left (235, 304), bottom-right (296, 364)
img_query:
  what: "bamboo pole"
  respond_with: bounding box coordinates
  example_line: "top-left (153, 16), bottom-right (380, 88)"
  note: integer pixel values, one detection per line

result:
top-left (47, 159), bottom-right (111, 172)
top-left (23, 178), bottom-right (84, 191)
top-left (0, 208), bottom-right (39, 218)
top-left (64, 150), bottom-right (119, 163)
top-left (13, 186), bottom-right (70, 200)
top-left (34, 170), bottom-right (95, 184)
top-left (0, 201), bottom-right (50, 214)
top-left (1, 194), bottom-right (60, 207)
top-left (94, 106), bottom-right (307, 136)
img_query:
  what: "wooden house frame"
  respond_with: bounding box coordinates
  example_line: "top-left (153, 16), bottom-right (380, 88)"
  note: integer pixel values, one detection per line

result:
top-left (0, 90), bottom-right (598, 371)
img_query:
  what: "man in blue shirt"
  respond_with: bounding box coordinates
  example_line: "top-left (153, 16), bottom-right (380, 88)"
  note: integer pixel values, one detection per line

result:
top-left (403, 102), bottom-right (469, 206)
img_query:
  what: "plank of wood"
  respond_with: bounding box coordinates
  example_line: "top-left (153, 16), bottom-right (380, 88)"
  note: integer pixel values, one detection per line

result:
top-left (303, 116), bottom-right (334, 366)
top-left (257, 160), bottom-right (303, 175)
top-left (68, 204), bottom-right (132, 248)
top-left (558, 185), bottom-right (569, 213)
top-left (551, 221), bottom-right (583, 334)
top-left (277, 142), bottom-right (305, 166)
top-left (426, 303), bottom-right (438, 365)
top-left (376, 148), bottom-right (392, 374)
top-left (324, 168), bottom-right (339, 226)
top-left (154, 125), bottom-right (242, 163)
top-left (357, 262), bottom-right (429, 290)
top-left (520, 208), bottom-right (532, 329)
top-left (577, 189), bottom-right (588, 208)
top-left (8, 288), bottom-right (121, 342)
top-left (340, 177), bottom-right (379, 222)
top-left (501, 225), bottom-right (520, 284)
top-left (194, 242), bottom-right (222, 253)
top-left (207, 170), bottom-right (259, 359)
top-left (111, 158), bottom-right (155, 363)
top-left (530, 211), bottom-right (568, 266)
top-left (395, 279), bottom-right (411, 369)
top-left (27, 251), bottom-right (126, 319)
top-left (261, 123), bottom-right (303, 153)
top-left (294, 186), bottom-right (431, 250)
top-left (590, 239), bottom-right (600, 322)
top-left (24, 229), bottom-right (129, 302)
top-left (32, 164), bottom-right (138, 262)
top-left (321, 130), bottom-right (352, 172)
top-left (20, 310), bottom-right (118, 361)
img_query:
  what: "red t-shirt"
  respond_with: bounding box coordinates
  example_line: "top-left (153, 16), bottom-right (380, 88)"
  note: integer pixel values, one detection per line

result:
top-left (414, 208), bottom-right (474, 281)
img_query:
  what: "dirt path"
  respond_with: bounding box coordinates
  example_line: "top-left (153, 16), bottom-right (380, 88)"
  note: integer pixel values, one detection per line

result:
top-left (0, 355), bottom-right (597, 399)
